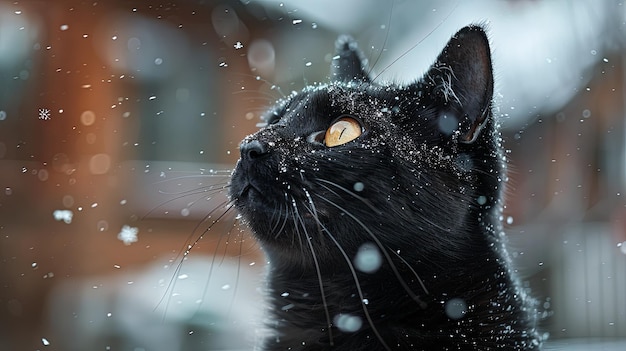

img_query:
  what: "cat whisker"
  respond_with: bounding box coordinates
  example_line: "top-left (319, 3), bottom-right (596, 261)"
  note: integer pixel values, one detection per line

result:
top-left (371, 1), bottom-right (460, 83)
top-left (314, 193), bottom-right (429, 308)
top-left (143, 183), bottom-right (231, 219)
top-left (229, 71), bottom-right (287, 99)
top-left (293, 192), bottom-right (335, 346)
top-left (315, 179), bottom-right (431, 299)
top-left (301, 196), bottom-right (390, 351)
top-left (151, 171), bottom-right (232, 185)
top-left (314, 179), bottom-right (380, 214)
top-left (272, 202), bottom-right (290, 240)
top-left (268, 202), bottom-right (283, 235)
top-left (365, 0), bottom-right (394, 79)
top-left (188, 200), bottom-right (237, 247)
top-left (198, 214), bottom-right (245, 319)
top-left (156, 200), bottom-right (236, 319)
top-left (156, 182), bottom-right (230, 196)
top-left (389, 247), bottom-right (430, 297)
top-left (288, 195), bottom-right (306, 252)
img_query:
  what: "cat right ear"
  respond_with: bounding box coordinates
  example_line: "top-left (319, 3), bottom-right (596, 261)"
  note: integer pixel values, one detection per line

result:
top-left (331, 35), bottom-right (370, 83)
top-left (423, 25), bottom-right (494, 143)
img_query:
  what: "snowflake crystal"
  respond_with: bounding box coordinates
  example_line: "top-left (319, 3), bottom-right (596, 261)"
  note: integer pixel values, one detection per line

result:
top-left (38, 108), bottom-right (51, 120)
top-left (117, 225), bottom-right (139, 245)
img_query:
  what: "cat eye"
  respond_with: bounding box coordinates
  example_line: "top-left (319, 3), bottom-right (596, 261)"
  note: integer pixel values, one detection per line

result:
top-left (324, 116), bottom-right (363, 147)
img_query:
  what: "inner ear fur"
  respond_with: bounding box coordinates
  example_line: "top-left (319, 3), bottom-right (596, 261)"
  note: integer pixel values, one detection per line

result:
top-left (424, 25), bottom-right (494, 143)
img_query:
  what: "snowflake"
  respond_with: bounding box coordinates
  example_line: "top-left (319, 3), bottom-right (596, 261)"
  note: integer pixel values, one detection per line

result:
top-left (117, 225), bottom-right (139, 245)
top-left (233, 41), bottom-right (244, 50)
top-left (38, 108), bottom-right (51, 120)
top-left (52, 209), bottom-right (73, 224)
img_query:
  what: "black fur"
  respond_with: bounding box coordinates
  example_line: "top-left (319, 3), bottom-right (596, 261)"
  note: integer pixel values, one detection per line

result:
top-left (230, 25), bottom-right (543, 350)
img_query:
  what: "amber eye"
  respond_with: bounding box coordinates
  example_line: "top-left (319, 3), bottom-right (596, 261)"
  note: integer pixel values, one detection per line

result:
top-left (324, 116), bottom-right (363, 147)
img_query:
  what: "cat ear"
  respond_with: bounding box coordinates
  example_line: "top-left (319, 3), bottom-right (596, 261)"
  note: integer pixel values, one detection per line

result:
top-left (424, 25), bottom-right (494, 143)
top-left (331, 35), bottom-right (371, 83)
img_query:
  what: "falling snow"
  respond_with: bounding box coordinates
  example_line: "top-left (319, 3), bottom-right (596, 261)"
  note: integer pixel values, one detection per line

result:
top-left (353, 242), bottom-right (382, 273)
top-left (437, 113), bottom-right (459, 135)
top-left (444, 298), bottom-right (468, 320)
top-left (117, 225), bottom-right (139, 245)
top-left (38, 108), bottom-right (51, 120)
top-left (476, 196), bottom-right (487, 205)
top-left (334, 314), bottom-right (362, 332)
top-left (52, 209), bottom-right (73, 224)
top-left (618, 241), bottom-right (626, 255)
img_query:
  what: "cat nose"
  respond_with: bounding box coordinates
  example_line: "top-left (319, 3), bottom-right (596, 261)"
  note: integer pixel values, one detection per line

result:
top-left (240, 139), bottom-right (269, 160)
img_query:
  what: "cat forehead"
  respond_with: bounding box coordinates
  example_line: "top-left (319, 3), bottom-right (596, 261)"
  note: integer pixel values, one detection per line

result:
top-left (265, 81), bottom-right (409, 122)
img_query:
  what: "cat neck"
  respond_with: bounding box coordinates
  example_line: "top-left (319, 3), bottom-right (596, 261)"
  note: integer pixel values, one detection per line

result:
top-left (261, 227), bottom-right (542, 351)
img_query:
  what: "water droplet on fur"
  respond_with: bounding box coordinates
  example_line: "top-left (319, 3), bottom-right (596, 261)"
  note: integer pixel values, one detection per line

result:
top-left (334, 314), bottom-right (362, 332)
top-left (477, 196), bottom-right (487, 205)
top-left (444, 298), bottom-right (467, 320)
top-left (353, 182), bottom-right (364, 192)
top-left (455, 154), bottom-right (473, 172)
top-left (354, 242), bottom-right (382, 273)
top-left (438, 113), bottom-right (459, 135)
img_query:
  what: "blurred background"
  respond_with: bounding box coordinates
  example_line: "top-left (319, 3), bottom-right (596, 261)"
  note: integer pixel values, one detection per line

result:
top-left (0, 0), bottom-right (625, 350)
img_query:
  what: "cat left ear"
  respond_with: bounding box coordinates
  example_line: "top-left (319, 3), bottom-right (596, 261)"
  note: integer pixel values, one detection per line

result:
top-left (424, 25), bottom-right (494, 143)
top-left (331, 35), bottom-right (371, 83)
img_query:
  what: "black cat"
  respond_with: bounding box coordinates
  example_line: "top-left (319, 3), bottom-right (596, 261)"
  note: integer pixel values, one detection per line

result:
top-left (230, 25), bottom-right (543, 350)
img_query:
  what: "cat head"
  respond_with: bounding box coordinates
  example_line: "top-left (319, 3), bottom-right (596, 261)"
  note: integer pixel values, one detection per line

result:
top-left (230, 25), bottom-right (502, 267)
